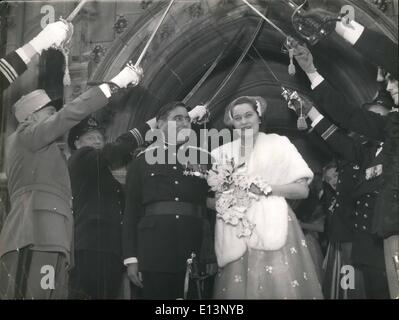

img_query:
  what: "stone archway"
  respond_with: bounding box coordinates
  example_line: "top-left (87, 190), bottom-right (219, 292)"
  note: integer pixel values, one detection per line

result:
top-left (91, 0), bottom-right (397, 170)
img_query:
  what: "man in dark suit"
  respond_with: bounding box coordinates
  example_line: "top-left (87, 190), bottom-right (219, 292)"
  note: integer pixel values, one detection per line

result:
top-left (122, 101), bottom-right (210, 299)
top-left (1, 21), bottom-right (70, 91)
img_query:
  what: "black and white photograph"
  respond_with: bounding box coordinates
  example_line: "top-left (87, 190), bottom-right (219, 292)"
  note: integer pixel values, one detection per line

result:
top-left (0, 0), bottom-right (397, 307)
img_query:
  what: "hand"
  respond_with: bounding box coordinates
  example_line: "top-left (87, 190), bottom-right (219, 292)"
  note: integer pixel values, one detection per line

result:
top-left (146, 117), bottom-right (157, 129)
top-left (29, 20), bottom-right (71, 54)
top-left (335, 19), bottom-right (356, 38)
top-left (249, 183), bottom-right (264, 196)
top-left (126, 263), bottom-right (143, 288)
top-left (111, 62), bottom-right (143, 88)
top-left (189, 105), bottom-right (208, 123)
top-left (292, 44), bottom-right (317, 74)
top-left (287, 94), bottom-right (314, 117)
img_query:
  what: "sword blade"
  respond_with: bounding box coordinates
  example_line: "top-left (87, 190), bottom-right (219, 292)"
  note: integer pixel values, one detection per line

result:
top-left (182, 27), bottom-right (246, 104)
top-left (241, 0), bottom-right (288, 38)
top-left (135, 0), bottom-right (176, 68)
top-left (205, 11), bottom-right (266, 109)
top-left (66, 0), bottom-right (89, 22)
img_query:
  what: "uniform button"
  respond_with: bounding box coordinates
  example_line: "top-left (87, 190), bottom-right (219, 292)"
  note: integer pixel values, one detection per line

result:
top-left (366, 194), bottom-right (370, 198)
top-left (354, 224), bottom-right (358, 228)
top-left (355, 212), bottom-right (359, 216)
top-left (175, 197), bottom-right (179, 201)
top-left (176, 215), bottom-right (180, 219)
top-left (120, 222), bottom-right (123, 225)
top-left (336, 203), bottom-right (340, 208)
top-left (175, 181), bottom-right (179, 185)
top-left (54, 208), bottom-right (57, 211)
top-left (352, 175), bottom-right (356, 178)
top-left (336, 192), bottom-right (340, 196)
top-left (363, 214), bottom-right (368, 219)
top-left (362, 226), bottom-right (367, 230)
top-left (357, 201), bottom-right (360, 205)
top-left (151, 173), bottom-right (155, 176)
top-left (338, 180), bottom-right (341, 184)
top-left (173, 166), bottom-right (177, 170)
top-left (365, 203), bottom-right (369, 207)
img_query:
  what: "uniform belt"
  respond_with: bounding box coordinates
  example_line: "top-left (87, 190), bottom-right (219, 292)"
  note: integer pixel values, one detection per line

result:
top-left (144, 201), bottom-right (205, 218)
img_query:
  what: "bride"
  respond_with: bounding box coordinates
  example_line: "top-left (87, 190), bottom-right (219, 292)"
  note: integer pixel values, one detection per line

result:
top-left (208, 96), bottom-right (323, 299)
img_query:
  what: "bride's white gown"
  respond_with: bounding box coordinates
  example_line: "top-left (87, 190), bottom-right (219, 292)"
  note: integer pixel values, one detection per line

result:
top-left (213, 206), bottom-right (323, 299)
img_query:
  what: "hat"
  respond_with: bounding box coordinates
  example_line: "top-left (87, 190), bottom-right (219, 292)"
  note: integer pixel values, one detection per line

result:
top-left (362, 89), bottom-right (394, 111)
top-left (68, 117), bottom-right (105, 151)
top-left (12, 89), bottom-right (62, 122)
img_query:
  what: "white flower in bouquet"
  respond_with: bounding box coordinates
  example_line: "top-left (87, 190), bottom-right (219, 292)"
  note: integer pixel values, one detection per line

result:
top-left (207, 169), bottom-right (227, 192)
top-left (207, 160), bottom-right (237, 192)
top-left (234, 187), bottom-right (252, 208)
top-left (215, 192), bottom-right (236, 213)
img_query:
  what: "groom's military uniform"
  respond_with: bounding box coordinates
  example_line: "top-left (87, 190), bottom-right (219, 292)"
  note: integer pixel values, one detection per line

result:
top-left (123, 142), bottom-right (211, 299)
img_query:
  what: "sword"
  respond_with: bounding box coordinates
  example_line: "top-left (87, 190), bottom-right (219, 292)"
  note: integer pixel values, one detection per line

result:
top-left (182, 27), bottom-right (246, 104)
top-left (134, 0), bottom-right (176, 68)
top-left (65, 0), bottom-right (89, 22)
top-left (205, 13), bottom-right (266, 110)
top-left (241, 0), bottom-right (299, 75)
top-left (56, 0), bottom-right (89, 88)
top-left (241, 0), bottom-right (288, 38)
top-left (87, 0), bottom-right (175, 87)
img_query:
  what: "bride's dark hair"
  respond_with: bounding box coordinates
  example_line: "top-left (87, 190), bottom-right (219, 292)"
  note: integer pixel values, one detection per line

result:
top-left (224, 96), bottom-right (267, 127)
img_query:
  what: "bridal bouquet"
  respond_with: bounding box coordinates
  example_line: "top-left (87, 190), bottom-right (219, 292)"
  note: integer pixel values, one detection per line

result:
top-left (207, 158), bottom-right (271, 238)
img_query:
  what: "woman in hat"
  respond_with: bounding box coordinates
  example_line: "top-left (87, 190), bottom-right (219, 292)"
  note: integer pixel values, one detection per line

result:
top-left (208, 96), bottom-right (323, 299)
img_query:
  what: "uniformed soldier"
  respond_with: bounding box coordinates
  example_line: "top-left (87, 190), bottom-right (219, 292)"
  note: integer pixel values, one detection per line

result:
top-left (122, 101), bottom-right (210, 299)
top-left (67, 115), bottom-right (156, 299)
top-left (0, 21), bottom-right (70, 91)
top-left (290, 101), bottom-right (390, 298)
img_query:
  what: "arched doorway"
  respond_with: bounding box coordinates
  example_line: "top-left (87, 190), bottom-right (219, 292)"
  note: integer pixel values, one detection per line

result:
top-left (91, 0), bottom-right (397, 173)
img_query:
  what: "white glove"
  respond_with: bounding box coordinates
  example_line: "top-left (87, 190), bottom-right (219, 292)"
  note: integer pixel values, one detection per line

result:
top-left (111, 63), bottom-right (143, 88)
top-left (189, 105), bottom-right (208, 123)
top-left (335, 20), bottom-right (364, 45)
top-left (29, 21), bottom-right (71, 54)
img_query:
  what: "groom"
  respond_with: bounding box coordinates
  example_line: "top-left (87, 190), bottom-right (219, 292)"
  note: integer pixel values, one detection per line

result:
top-left (122, 101), bottom-right (211, 299)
